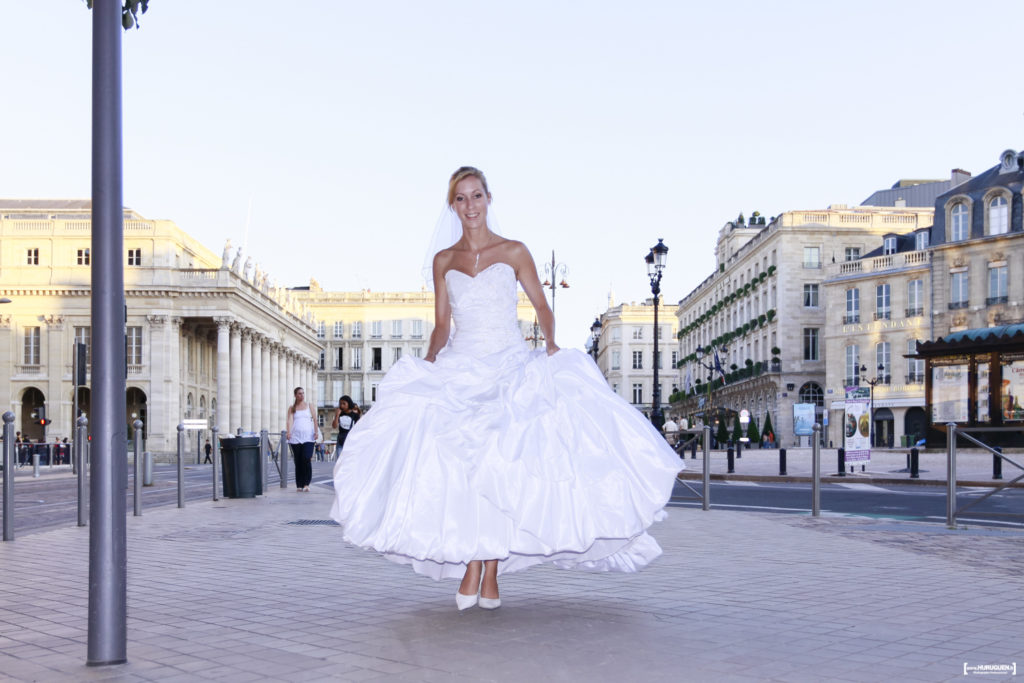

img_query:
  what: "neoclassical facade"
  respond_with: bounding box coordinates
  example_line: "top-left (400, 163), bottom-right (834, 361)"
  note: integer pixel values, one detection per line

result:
top-left (0, 201), bottom-right (322, 455)
top-left (672, 205), bottom-right (933, 446)
top-left (592, 298), bottom-right (680, 418)
top-left (294, 281), bottom-right (539, 440)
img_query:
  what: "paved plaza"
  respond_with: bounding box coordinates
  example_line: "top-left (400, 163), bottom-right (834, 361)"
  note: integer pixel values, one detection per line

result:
top-left (1, 462), bottom-right (1022, 682)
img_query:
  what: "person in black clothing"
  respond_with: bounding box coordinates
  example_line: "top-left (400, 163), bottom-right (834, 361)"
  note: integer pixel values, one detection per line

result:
top-left (203, 439), bottom-right (213, 464)
top-left (331, 395), bottom-right (359, 458)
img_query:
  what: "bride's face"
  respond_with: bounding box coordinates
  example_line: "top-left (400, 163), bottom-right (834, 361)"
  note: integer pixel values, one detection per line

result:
top-left (452, 177), bottom-right (489, 231)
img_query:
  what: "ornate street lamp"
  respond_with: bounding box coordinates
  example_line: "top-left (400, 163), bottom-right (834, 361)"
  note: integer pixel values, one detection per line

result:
top-left (542, 250), bottom-right (570, 317)
top-left (646, 239), bottom-right (669, 431)
top-left (860, 363), bottom-right (886, 447)
top-left (589, 317), bottom-right (602, 361)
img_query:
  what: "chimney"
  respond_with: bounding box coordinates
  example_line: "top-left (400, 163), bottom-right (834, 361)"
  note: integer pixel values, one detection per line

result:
top-left (951, 168), bottom-right (971, 186)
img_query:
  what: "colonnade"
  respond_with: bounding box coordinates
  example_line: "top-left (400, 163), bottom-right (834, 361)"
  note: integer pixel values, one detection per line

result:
top-left (214, 318), bottom-right (318, 435)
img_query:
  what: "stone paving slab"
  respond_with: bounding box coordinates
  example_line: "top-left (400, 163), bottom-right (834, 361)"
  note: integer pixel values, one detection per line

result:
top-left (0, 474), bottom-right (1022, 682)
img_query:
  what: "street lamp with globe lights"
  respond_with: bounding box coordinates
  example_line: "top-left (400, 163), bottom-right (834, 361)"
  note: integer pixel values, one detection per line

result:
top-left (860, 363), bottom-right (886, 447)
top-left (589, 317), bottom-right (602, 362)
top-left (645, 239), bottom-right (669, 431)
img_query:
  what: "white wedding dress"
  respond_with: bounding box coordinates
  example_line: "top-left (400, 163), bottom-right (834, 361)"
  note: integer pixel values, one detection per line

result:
top-left (330, 262), bottom-right (682, 580)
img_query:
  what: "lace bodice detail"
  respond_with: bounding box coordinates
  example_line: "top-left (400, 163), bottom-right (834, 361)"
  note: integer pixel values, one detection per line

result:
top-left (445, 262), bottom-right (525, 356)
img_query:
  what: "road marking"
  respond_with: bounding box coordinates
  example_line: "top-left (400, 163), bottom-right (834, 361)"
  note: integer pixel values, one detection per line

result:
top-left (834, 482), bottom-right (891, 493)
top-left (724, 480), bottom-right (762, 487)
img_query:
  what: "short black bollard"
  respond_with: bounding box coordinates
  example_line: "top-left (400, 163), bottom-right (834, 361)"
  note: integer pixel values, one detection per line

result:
top-left (736, 441), bottom-right (742, 459)
top-left (993, 447), bottom-right (1003, 480)
top-left (691, 439), bottom-right (697, 460)
top-left (910, 447), bottom-right (919, 479)
top-left (727, 447), bottom-right (735, 474)
top-left (779, 448), bottom-right (787, 476)
top-left (837, 448), bottom-right (846, 477)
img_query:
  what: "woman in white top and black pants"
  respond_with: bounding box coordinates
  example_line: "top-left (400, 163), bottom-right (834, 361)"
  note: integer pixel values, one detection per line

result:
top-left (286, 387), bottom-right (319, 492)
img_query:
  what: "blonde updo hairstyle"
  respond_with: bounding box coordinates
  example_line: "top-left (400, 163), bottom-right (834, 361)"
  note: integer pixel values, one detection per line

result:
top-left (447, 166), bottom-right (490, 207)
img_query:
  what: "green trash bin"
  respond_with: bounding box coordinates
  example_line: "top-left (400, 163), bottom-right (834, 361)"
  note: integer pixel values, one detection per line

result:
top-left (219, 436), bottom-right (262, 498)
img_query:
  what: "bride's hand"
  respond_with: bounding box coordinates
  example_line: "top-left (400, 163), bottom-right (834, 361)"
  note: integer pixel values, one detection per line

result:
top-left (545, 343), bottom-right (560, 356)
top-left (424, 353), bottom-right (437, 363)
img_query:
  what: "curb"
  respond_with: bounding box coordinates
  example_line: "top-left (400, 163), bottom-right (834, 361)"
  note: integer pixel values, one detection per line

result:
top-left (675, 471), bottom-right (1024, 488)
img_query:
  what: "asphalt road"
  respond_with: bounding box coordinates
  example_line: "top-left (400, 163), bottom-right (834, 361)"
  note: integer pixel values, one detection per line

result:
top-left (670, 479), bottom-right (1024, 528)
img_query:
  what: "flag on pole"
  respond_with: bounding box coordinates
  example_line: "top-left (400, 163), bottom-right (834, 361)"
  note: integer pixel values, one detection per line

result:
top-left (684, 363), bottom-right (694, 393)
top-left (713, 349), bottom-right (727, 383)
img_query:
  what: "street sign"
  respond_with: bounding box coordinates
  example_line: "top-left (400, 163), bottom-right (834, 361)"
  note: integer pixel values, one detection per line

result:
top-left (739, 409), bottom-right (750, 424)
top-left (182, 419), bottom-right (208, 430)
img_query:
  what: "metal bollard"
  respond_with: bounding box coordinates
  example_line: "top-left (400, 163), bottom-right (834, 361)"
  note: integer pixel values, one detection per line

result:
top-left (280, 430), bottom-right (288, 489)
top-left (910, 447), bottom-right (919, 479)
top-left (260, 429), bottom-right (268, 491)
top-left (143, 451), bottom-right (153, 486)
top-left (736, 440), bottom-right (742, 459)
top-left (690, 439), bottom-right (697, 460)
top-left (212, 425), bottom-right (220, 501)
top-left (812, 424), bottom-right (821, 517)
top-left (726, 447), bottom-right (735, 474)
top-left (836, 447), bottom-right (846, 477)
top-left (946, 422), bottom-right (957, 528)
top-left (993, 446), bottom-right (1003, 480)
top-left (76, 417), bottom-right (88, 527)
top-left (133, 420), bottom-right (143, 517)
top-left (177, 423), bottom-right (185, 509)
top-left (3, 411), bottom-right (15, 541)
top-left (32, 451), bottom-right (40, 478)
top-left (779, 448), bottom-right (787, 476)
top-left (702, 425), bottom-right (711, 511)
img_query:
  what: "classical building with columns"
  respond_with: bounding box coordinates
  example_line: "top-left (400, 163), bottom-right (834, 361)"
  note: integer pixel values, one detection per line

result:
top-left (293, 280), bottom-right (538, 440)
top-left (0, 200), bottom-right (322, 456)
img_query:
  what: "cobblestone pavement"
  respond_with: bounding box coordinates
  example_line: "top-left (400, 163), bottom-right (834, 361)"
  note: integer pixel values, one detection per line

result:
top-left (0, 467), bottom-right (1021, 682)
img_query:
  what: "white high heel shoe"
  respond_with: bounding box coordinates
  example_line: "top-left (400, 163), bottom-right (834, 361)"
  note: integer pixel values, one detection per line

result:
top-left (455, 590), bottom-right (479, 611)
top-left (478, 596), bottom-right (501, 610)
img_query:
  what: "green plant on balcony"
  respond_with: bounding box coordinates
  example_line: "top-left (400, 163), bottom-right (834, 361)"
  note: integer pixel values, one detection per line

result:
top-left (758, 314), bottom-right (766, 326)
top-left (766, 309), bottom-right (776, 321)
top-left (767, 265), bottom-right (777, 276)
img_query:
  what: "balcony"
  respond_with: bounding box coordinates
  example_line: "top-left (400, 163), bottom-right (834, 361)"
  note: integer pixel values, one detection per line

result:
top-left (842, 314), bottom-right (860, 324)
top-left (843, 377), bottom-right (861, 387)
top-left (874, 310), bottom-right (891, 321)
top-left (906, 373), bottom-right (924, 384)
top-left (987, 295), bottom-right (1009, 306)
top-left (803, 261), bottom-right (822, 269)
top-left (948, 301), bottom-right (969, 310)
top-left (905, 307), bottom-right (923, 317)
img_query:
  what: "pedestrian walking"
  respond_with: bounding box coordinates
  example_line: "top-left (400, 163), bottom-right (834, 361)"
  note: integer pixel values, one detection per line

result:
top-left (286, 387), bottom-right (319, 492)
top-left (203, 439), bottom-right (213, 464)
top-left (331, 395), bottom-right (359, 459)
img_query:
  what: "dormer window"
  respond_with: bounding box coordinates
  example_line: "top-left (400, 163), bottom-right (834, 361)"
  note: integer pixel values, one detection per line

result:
top-left (951, 203), bottom-right (968, 241)
top-left (915, 231), bottom-right (929, 251)
top-left (989, 195), bottom-right (1009, 235)
top-left (883, 237), bottom-right (897, 255)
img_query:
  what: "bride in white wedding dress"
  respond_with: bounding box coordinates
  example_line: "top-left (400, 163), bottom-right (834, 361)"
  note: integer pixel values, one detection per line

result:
top-left (330, 167), bottom-right (682, 611)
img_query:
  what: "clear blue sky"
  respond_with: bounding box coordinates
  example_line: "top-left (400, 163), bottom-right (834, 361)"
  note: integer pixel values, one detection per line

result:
top-left (3, 1), bottom-right (1024, 348)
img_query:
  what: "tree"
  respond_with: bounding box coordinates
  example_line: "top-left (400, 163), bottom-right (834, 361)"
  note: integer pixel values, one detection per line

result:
top-left (716, 419), bottom-right (729, 446)
top-left (762, 411), bottom-right (775, 441)
top-left (746, 419), bottom-right (760, 444)
top-left (85, 0), bottom-right (150, 30)
top-left (732, 414), bottom-right (743, 443)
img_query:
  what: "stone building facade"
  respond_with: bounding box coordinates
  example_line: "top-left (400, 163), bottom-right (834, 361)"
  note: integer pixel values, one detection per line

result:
top-left (0, 201), bottom-right (322, 455)
top-left (672, 206), bottom-right (933, 447)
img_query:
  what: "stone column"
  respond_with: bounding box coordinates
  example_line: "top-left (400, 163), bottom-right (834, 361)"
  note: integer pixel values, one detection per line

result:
top-left (169, 317), bottom-right (183, 430)
top-left (229, 323), bottom-right (241, 433)
top-left (241, 329), bottom-right (253, 432)
top-left (250, 333), bottom-right (262, 432)
top-left (43, 315), bottom-right (65, 439)
top-left (215, 317), bottom-right (231, 436)
top-left (270, 344), bottom-right (280, 432)
top-left (261, 340), bottom-right (271, 432)
top-left (146, 315), bottom-right (168, 451)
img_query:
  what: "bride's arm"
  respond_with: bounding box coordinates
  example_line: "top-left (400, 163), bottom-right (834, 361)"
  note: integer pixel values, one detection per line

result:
top-left (425, 252), bottom-right (452, 362)
top-left (510, 242), bottom-right (559, 355)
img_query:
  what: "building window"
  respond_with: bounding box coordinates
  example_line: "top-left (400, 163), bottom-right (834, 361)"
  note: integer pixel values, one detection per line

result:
top-left (632, 383), bottom-right (643, 404)
top-left (914, 231), bottom-right (929, 251)
top-left (803, 247), bottom-right (820, 269)
top-left (803, 328), bottom-right (819, 361)
top-left (351, 347), bottom-right (362, 370)
top-left (875, 283), bottom-right (891, 320)
top-left (371, 347), bottom-right (382, 371)
top-left (371, 384), bottom-right (378, 402)
top-left (77, 248), bottom-right (91, 265)
top-left (989, 195), bottom-right (1009, 235)
top-left (126, 326), bottom-right (142, 365)
top-left (23, 327), bottom-right (41, 365)
top-left (988, 265), bottom-right (1008, 305)
top-left (883, 237), bottom-right (897, 255)
top-left (318, 413), bottom-right (325, 428)
top-left (907, 279), bottom-right (923, 317)
top-left (393, 347), bottom-right (402, 364)
top-left (411, 319), bottom-right (424, 339)
top-left (351, 321), bottom-right (362, 339)
top-left (412, 347), bottom-right (422, 358)
top-left (334, 348), bottom-right (343, 370)
top-left (611, 350), bottom-right (621, 370)
top-left (316, 321), bottom-right (326, 339)
top-left (318, 351), bottom-right (325, 370)
top-left (950, 271), bottom-right (969, 309)
top-left (907, 339), bottom-right (924, 383)
top-left (844, 247), bottom-right (861, 262)
top-left (844, 288), bottom-right (860, 324)
top-left (671, 351), bottom-right (678, 367)
top-left (803, 284), bottom-right (819, 307)
top-left (656, 350), bottom-right (662, 370)
top-left (391, 320), bottom-right (402, 338)
top-left (798, 382), bottom-right (824, 407)
top-left (632, 326), bottom-right (643, 340)
top-left (127, 248), bottom-right (142, 266)
top-left (845, 345), bottom-right (859, 386)
top-left (333, 321), bottom-right (344, 339)
top-left (74, 326), bottom-right (92, 366)
top-left (333, 380), bottom-right (343, 402)
top-left (26, 248), bottom-right (39, 265)
top-left (317, 379), bottom-right (326, 406)
top-left (876, 342), bottom-right (891, 384)
top-left (951, 203), bottom-right (968, 241)
top-left (370, 321), bottom-right (382, 339)
top-left (632, 351), bottom-right (643, 370)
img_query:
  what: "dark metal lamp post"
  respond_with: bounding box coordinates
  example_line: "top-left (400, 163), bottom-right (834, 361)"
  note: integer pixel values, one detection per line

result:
top-left (590, 317), bottom-right (602, 362)
top-left (646, 239), bottom-right (668, 431)
top-left (860, 363), bottom-right (885, 447)
top-left (542, 251), bottom-right (569, 316)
